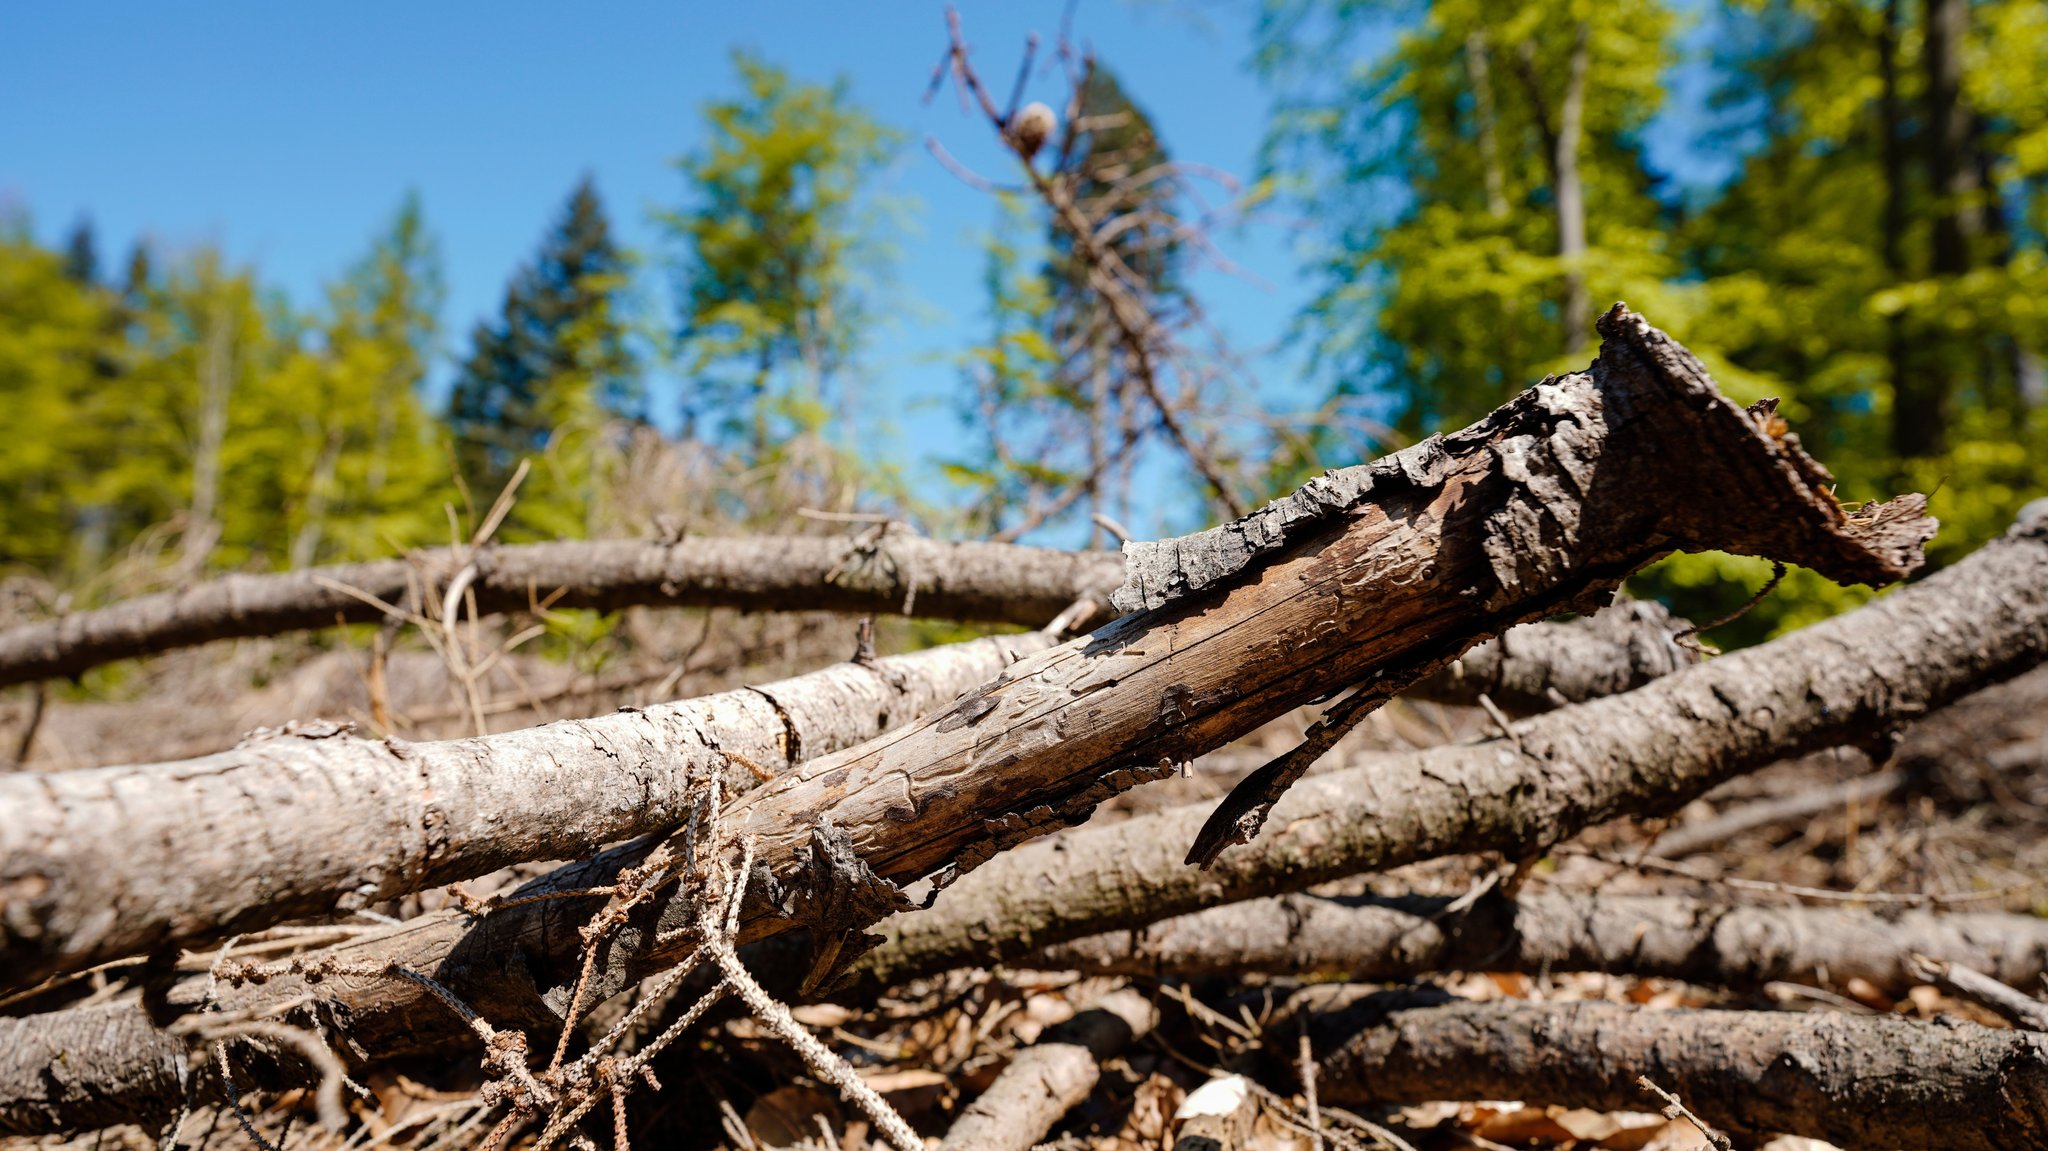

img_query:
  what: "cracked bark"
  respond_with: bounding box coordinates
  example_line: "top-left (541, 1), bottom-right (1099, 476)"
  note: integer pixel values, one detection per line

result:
top-left (0, 309), bottom-right (1934, 1129)
top-left (1307, 995), bottom-right (2048, 1151)
top-left (0, 631), bottom-right (1057, 992)
top-left (853, 511), bottom-right (2046, 991)
top-left (1030, 890), bottom-right (2048, 997)
top-left (0, 533), bottom-right (1126, 688)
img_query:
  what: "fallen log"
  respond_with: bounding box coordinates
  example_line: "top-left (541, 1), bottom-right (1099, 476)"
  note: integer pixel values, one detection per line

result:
top-left (0, 630), bottom-right (1059, 992)
top-left (0, 308), bottom-right (1934, 1128)
top-left (0, 533), bottom-right (1125, 689)
top-left (937, 987), bottom-right (1156, 1151)
top-left (1030, 890), bottom-right (2048, 996)
top-left (855, 506), bottom-right (2045, 991)
top-left (1308, 996), bottom-right (2048, 1151)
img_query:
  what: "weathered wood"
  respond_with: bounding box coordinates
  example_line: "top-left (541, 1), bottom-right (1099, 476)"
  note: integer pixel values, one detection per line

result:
top-left (1308, 995), bottom-right (2048, 1151)
top-left (1031, 890), bottom-right (2048, 996)
top-left (855, 510), bottom-right (2045, 990)
top-left (0, 533), bottom-right (1125, 688)
top-left (937, 988), bottom-right (1156, 1151)
top-left (0, 631), bottom-right (1057, 992)
top-left (0, 309), bottom-right (1936, 1128)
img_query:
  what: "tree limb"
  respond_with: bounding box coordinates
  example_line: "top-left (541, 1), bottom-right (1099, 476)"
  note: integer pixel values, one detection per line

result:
top-left (0, 532), bottom-right (1126, 688)
top-left (937, 987), bottom-right (1156, 1151)
top-left (855, 509), bottom-right (2044, 991)
top-left (1030, 890), bottom-right (2048, 997)
top-left (0, 630), bottom-right (1059, 992)
top-left (0, 308), bottom-right (1935, 1128)
top-left (1308, 995), bottom-right (2048, 1151)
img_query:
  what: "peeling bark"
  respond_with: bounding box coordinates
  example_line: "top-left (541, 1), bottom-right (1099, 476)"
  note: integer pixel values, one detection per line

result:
top-left (855, 513), bottom-right (2045, 991)
top-left (0, 533), bottom-right (1125, 688)
top-left (1310, 996), bottom-right (2048, 1151)
top-left (0, 310), bottom-right (1936, 1127)
top-left (0, 631), bottom-right (1056, 992)
top-left (1031, 891), bottom-right (2048, 997)
top-left (937, 988), bottom-right (1156, 1151)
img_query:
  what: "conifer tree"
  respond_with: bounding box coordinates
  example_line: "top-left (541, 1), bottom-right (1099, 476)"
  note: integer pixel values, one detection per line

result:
top-left (660, 51), bottom-right (897, 466)
top-left (449, 177), bottom-right (638, 538)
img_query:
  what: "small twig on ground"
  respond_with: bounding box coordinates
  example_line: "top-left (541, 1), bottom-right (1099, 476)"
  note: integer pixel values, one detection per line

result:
top-left (1635, 1075), bottom-right (1734, 1150)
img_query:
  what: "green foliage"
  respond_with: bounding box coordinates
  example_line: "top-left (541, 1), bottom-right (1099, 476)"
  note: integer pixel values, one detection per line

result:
top-left (660, 50), bottom-right (901, 471)
top-left (449, 177), bottom-right (642, 541)
top-left (0, 220), bottom-right (120, 573)
top-left (1260, 0), bottom-right (2048, 640)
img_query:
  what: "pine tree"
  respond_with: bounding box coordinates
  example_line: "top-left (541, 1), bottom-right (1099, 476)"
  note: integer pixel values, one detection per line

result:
top-left (660, 51), bottom-right (898, 466)
top-left (449, 177), bottom-right (638, 538)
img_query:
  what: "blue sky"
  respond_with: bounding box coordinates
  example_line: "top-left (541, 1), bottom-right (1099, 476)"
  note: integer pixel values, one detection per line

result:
top-left (0, 2), bottom-right (1332, 530)
top-left (1, 1), bottom-right (1733, 538)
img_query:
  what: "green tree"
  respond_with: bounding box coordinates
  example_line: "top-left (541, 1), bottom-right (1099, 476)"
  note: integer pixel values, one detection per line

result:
top-left (0, 220), bottom-right (117, 573)
top-left (449, 177), bottom-right (641, 539)
top-left (1258, 0), bottom-right (1679, 440)
top-left (660, 50), bottom-right (899, 470)
top-left (296, 194), bottom-right (447, 563)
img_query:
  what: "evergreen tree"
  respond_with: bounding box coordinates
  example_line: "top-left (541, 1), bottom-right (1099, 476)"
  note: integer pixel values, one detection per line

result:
top-left (660, 51), bottom-right (898, 465)
top-left (60, 218), bottom-right (98, 286)
top-left (448, 176), bottom-right (639, 539)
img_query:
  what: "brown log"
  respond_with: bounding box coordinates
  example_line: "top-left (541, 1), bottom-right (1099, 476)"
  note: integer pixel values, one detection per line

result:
top-left (0, 533), bottom-right (1125, 688)
top-left (0, 631), bottom-right (1058, 992)
top-left (1309, 996), bottom-right (2048, 1151)
top-left (0, 1001), bottom-right (186, 1136)
top-left (937, 988), bottom-right (1156, 1151)
top-left (854, 508), bottom-right (2045, 991)
top-left (0, 308), bottom-right (1933, 1129)
top-left (1411, 596), bottom-right (1695, 713)
top-left (1030, 890), bottom-right (2048, 996)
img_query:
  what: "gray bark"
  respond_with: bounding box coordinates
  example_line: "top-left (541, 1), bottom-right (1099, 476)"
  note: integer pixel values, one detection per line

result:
top-left (0, 631), bottom-right (1057, 992)
top-left (0, 309), bottom-right (1934, 1129)
top-left (0, 532), bottom-right (1125, 688)
top-left (1031, 890), bottom-right (2048, 997)
top-left (937, 988), bottom-right (1156, 1151)
top-left (855, 510), bottom-right (2047, 991)
top-left (0, 1001), bottom-right (186, 1136)
top-left (1310, 996), bottom-right (2048, 1151)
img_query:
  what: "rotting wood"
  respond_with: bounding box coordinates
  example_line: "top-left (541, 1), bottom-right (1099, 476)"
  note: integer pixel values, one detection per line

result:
top-left (1028, 890), bottom-right (2048, 996)
top-left (1306, 994), bottom-right (2048, 1151)
top-left (0, 630), bottom-right (1058, 993)
top-left (0, 532), bottom-right (1125, 688)
top-left (852, 510), bottom-right (2045, 991)
top-left (937, 987), bottom-right (1157, 1151)
top-left (0, 308), bottom-right (1939, 1128)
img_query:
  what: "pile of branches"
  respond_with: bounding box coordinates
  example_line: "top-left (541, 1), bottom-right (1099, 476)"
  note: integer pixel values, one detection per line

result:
top-left (4, 309), bottom-right (2048, 1151)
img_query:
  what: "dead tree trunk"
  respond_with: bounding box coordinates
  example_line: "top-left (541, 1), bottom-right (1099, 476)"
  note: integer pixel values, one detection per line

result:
top-left (0, 631), bottom-right (1057, 991)
top-left (856, 510), bottom-right (2045, 990)
top-left (1030, 890), bottom-right (2048, 996)
top-left (0, 308), bottom-right (1933, 1127)
top-left (0, 533), bottom-right (1125, 688)
top-left (1309, 996), bottom-right (2048, 1151)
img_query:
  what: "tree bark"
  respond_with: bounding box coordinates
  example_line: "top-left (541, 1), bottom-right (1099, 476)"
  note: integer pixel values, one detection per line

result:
top-left (937, 988), bottom-right (1156, 1151)
top-left (0, 308), bottom-right (1934, 1128)
top-left (1309, 997), bottom-right (2048, 1151)
top-left (1030, 890), bottom-right (2048, 997)
top-left (0, 1001), bottom-right (187, 1136)
top-left (0, 631), bottom-right (1058, 992)
top-left (855, 510), bottom-right (2044, 991)
top-left (0, 533), bottom-right (1125, 688)
top-left (1415, 595), bottom-right (1693, 713)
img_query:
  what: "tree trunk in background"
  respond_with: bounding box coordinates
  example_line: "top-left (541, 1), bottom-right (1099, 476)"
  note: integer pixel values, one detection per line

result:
top-left (1466, 30), bottom-right (1508, 220)
top-left (1555, 24), bottom-right (1590, 354)
top-left (1903, 0), bottom-right (1981, 456)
